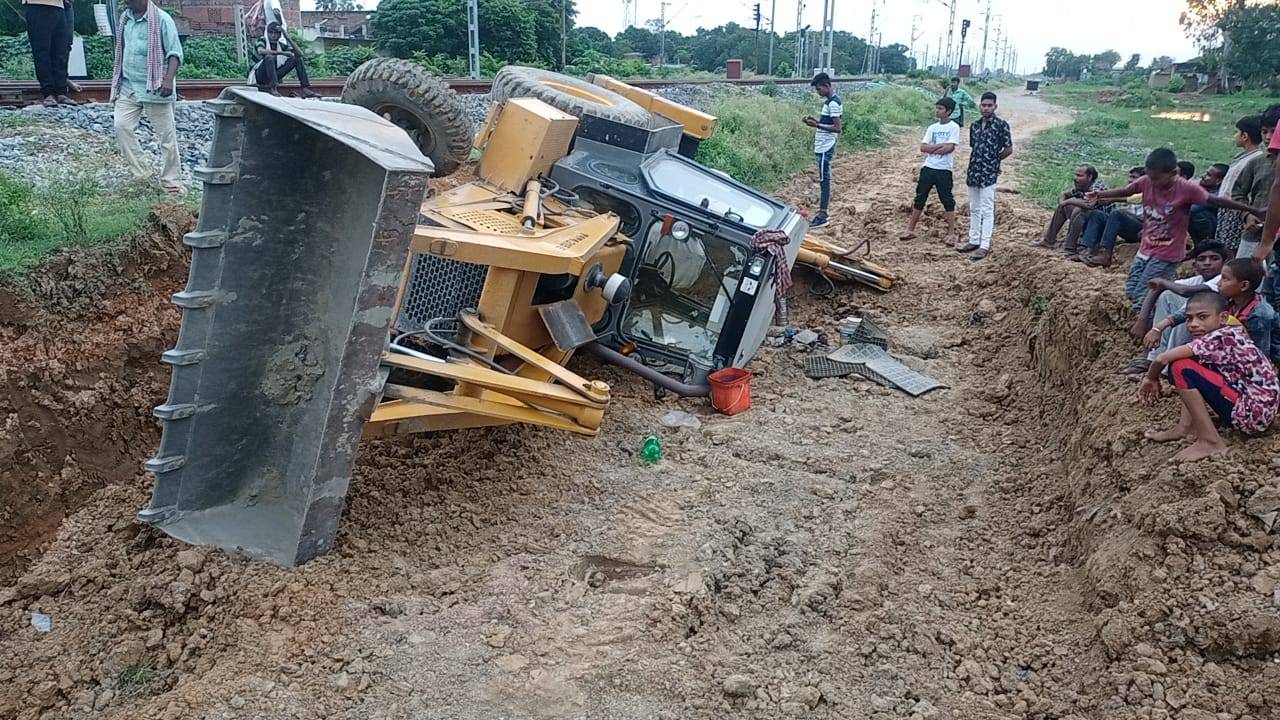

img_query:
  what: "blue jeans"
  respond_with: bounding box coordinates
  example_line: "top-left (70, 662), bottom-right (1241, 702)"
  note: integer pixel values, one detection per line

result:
top-left (815, 147), bottom-right (834, 212)
top-left (1125, 255), bottom-right (1178, 312)
top-left (1081, 209), bottom-right (1143, 252)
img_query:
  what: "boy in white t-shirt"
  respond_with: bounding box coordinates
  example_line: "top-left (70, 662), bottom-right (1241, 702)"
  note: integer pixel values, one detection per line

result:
top-left (900, 97), bottom-right (961, 244)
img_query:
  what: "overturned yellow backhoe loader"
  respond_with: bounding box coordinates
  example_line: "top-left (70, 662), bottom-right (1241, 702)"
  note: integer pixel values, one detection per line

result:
top-left (141, 62), bottom-right (891, 566)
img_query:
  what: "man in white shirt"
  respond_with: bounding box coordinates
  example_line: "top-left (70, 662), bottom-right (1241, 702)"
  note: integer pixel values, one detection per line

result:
top-left (900, 97), bottom-right (960, 244)
top-left (802, 72), bottom-right (843, 228)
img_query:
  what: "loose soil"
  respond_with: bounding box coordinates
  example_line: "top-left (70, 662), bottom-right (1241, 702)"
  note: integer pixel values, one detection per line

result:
top-left (2, 95), bottom-right (1279, 720)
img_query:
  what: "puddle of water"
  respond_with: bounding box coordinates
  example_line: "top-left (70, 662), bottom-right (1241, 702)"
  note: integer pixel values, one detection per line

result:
top-left (1152, 111), bottom-right (1214, 122)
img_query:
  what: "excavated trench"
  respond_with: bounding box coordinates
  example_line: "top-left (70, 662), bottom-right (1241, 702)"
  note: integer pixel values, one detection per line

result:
top-left (2, 106), bottom-right (1278, 718)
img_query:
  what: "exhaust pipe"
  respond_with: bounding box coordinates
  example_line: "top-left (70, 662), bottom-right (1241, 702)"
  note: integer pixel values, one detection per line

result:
top-left (583, 342), bottom-right (711, 397)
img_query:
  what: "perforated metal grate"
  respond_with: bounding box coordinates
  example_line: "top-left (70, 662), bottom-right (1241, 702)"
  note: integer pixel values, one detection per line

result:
top-left (397, 254), bottom-right (489, 332)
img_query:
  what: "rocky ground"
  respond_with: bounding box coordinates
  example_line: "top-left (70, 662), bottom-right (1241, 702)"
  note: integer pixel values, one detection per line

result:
top-left (0, 79), bottom-right (872, 192)
top-left (1, 93), bottom-right (1279, 720)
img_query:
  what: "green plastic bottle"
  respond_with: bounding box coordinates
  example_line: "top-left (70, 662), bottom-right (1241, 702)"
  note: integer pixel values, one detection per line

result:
top-left (641, 435), bottom-right (662, 464)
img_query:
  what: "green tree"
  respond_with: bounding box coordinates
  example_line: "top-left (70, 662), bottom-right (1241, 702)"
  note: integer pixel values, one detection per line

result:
top-left (613, 25), bottom-right (662, 60)
top-left (1124, 53), bottom-right (1142, 71)
top-left (315, 0), bottom-right (363, 10)
top-left (1221, 4), bottom-right (1280, 83)
top-left (878, 43), bottom-right (912, 75)
top-left (371, 0), bottom-right (549, 62)
top-left (1180, 0), bottom-right (1247, 49)
top-left (1091, 50), bottom-right (1121, 70)
top-left (568, 26), bottom-right (615, 59)
top-left (1150, 55), bottom-right (1176, 71)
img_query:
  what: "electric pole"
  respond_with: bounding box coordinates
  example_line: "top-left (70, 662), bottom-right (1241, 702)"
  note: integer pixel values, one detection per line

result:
top-left (943, 0), bottom-right (956, 77)
top-left (466, 0), bottom-right (480, 79)
top-left (659, 1), bottom-right (669, 66)
top-left (560, 0), bottom-right (567, 68)
top-left (977, 0), bottom-right (990, 74)
top-left (819, 0), bottom-right (834, 71)
top-left (793, 1), bottom-right (805, 77)
top-left (862, 2), bottom-right (877, 74)
top-left (910, 14), bottom-right (923, 70)
top-left (767, 0), bottom-right (776, 76)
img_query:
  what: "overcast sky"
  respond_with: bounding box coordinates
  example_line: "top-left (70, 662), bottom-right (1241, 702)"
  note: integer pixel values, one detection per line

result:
top-left (308, 0), bottom-right (1202, 74)
top-left (582, 0), bottom-right (1202, 74)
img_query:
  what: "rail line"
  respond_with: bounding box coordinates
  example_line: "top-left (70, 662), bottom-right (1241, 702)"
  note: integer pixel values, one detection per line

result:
top-left (0, 75), bottom-right (869, 107)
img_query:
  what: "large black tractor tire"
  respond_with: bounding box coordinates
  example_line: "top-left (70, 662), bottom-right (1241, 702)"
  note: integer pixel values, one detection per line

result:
top-left (490, 65), bottom-right (653, 127)
top-left (341, 58), bottom-right (473, 178)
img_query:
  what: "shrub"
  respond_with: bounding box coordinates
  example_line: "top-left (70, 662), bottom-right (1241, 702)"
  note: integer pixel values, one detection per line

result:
top-left (0, 175), bottom-right (47, 247)
top-left (310, 44), bottom-right (378, 76)
top-left (1166, 74), bottom-right (1186, 93)
top-left (760, 80), bottom-right (778, 97)
top-left (179, 36), bottom-right (245, 79)
top-left (83, 34), bottom-right (113, 79)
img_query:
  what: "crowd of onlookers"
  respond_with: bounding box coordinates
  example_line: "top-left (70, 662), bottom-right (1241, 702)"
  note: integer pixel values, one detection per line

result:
top-left (1034, 106), bottom-right (1280, 462)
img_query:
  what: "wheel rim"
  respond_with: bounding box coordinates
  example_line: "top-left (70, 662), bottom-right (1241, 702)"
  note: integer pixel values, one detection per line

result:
top-left (374, 104), bottom-right (439, 157)
top-left (540, 80), bottom-right (616, 107)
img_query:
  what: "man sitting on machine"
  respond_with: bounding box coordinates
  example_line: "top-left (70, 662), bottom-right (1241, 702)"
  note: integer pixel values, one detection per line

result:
top-left (252, 22), bottom-right (320, 98)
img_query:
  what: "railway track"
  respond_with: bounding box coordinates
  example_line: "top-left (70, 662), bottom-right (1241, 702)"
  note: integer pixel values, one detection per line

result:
top-left (0, 75), bottom-right (869, 107)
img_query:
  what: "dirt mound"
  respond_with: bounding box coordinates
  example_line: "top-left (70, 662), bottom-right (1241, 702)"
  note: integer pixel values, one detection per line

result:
top-left (0, 205), bottom-right (192, 585)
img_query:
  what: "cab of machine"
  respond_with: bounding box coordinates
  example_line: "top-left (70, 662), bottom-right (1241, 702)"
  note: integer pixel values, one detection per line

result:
top-left (549, 120), bottom-right (805, 381)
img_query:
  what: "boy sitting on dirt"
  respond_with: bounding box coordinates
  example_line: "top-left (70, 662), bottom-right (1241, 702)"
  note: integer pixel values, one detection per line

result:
top-left (1144, 258), bottom-right (1279, 367)
top-left (1139, 291), bottom-right (1280, 462)
top-left (900, 97), bottom-right (960, 244)
top-left (1085, 149), bottom-right (1262, 310)
top-left (1125, 241), bottom-right (1227, 380)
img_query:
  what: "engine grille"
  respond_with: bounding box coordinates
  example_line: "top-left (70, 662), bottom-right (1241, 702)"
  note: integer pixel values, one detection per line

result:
top-left (397, 254), bottom-right (489, 332)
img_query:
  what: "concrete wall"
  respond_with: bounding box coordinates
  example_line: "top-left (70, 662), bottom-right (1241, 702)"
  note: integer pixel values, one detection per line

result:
top-left (168, 0), bottom-right (302, 35)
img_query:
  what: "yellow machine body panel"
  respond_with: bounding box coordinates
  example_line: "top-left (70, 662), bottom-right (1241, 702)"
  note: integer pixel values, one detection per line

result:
top-left (477, 97), bottom-right (579, 193)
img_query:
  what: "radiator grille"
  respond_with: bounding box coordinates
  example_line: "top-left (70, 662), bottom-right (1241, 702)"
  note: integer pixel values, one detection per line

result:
top-left (397, 254), bottom-right (488, 332)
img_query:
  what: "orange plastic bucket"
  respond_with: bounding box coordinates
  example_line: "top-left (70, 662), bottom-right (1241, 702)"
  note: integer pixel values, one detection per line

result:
top-left (708, 368), bottom-right (752, 415)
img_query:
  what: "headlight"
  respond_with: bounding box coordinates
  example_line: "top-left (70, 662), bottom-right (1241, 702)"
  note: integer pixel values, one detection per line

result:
top-left (670, 220), bottom-right (691, 241)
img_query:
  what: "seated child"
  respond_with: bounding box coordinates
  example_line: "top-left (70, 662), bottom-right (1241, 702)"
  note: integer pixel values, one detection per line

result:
top-left (1084, 149), bottom-right (1262, 312)
top-left (1125, 241), bottom-right (1226, 380)
top-left (1144, 258), bottom-right (1279, 365)
top-left (1140, 291), bottom-right (1280, 462)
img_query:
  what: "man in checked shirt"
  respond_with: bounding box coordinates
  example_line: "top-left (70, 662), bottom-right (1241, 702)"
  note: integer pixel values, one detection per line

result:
top-left (956, 92), bottom-right (1013, 261)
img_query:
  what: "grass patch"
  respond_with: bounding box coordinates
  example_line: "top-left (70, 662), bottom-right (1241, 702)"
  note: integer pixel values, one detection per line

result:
top-left (0, 172), bottom-right (159, 278)
top-left (1020, 82), bottom-right (1271, 208)
top-left (116, 664), bottom-right (160, 697)
top-left (697, 86), bottom-right (932, 190)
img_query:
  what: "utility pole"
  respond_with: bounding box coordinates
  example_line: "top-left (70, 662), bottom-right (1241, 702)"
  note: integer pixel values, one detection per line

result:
top-left (466, 0), bottom-right (480, 79)
top-left (560, 0), bottom-right (567, 68)
top-left (819, 0), bottom-right (833, 71)
top-left (977, 0), bottom-right (990, 74)
top-left (862, 2), bottom-right (877, 74)
top-left (910, 14), bottom-right (923, 70)
top-left (793, 1), bottom-right (805, 76)
top-left (659, 1), bottom-right (669, 66)
top-left (943, 0), bottom-right (956, 77)
top-left (767, 0), bottom-right (777, 76)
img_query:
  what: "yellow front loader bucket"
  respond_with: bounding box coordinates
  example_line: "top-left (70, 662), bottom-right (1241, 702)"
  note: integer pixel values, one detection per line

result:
top-left (139, 88), bottom-right (434, 566)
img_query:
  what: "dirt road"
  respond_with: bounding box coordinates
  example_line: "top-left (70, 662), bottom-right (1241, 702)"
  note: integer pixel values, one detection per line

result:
top-left (3, 93), bottom-right (1280, 720)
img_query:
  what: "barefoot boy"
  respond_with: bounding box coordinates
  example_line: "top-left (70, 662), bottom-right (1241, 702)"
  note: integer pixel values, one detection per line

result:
top-left (1140, 291), bottom-right (1280, 462)
top-left (901, 97), bottom-right (960, 243)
